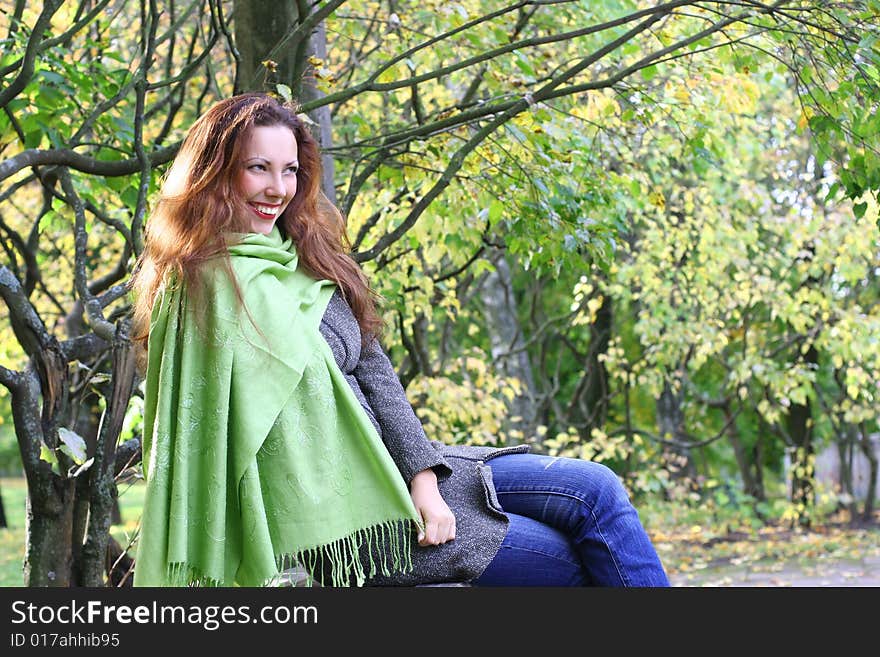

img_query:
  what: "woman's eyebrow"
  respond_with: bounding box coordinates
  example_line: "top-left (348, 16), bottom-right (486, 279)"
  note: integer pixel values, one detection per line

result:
top-left (245, 156), bottom-right (299, 165)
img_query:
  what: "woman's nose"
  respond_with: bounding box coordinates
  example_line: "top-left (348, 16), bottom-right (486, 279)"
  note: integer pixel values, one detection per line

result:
top-left (265, 171), bottom-right (285, 197)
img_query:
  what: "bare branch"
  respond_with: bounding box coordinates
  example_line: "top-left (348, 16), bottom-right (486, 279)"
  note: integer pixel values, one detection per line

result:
top-left (152, 0), bottom-right (201, 47)
top-left (60, 333), bottom-right (109, 363)
top-left (209, 0), bottom-right (240, 90)
top-left (305, 0), bottom-right (700, 113)
top-left (0, 0), bottom-right (63, 97)
top-left (0, 265), bottom-right (52, 358)
top-left (131, 0), bottom-right (161, 256)
top-left (9, 365), bottom-right (43, 470)
top-left (0, 364), bottom-right (20, 389)
top-left (114, 437), bottom-right (142, 477)
top-left (354, 7), bottom-right (672, 262)
top-left (58, 169), bottom-right (116, 341)
top-left (0, 143), bottom-right (179, 185)
top-left (146, 24), bottom-right (220, 91)
top-left (305, 1), bottom-right (537, 112)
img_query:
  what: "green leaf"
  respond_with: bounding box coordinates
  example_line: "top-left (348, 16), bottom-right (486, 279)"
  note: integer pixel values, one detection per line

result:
top-left (104, 175), bottom-right (128, 193)
top-left (121, 185), bottom-right (140, 209)
top-left (853, 201), bottom-right (868, 219)
top-left (276, 83), bottom-right (292, 102)
top-left (58, 427), bottom-right (88, 464)
top-left (514, 52), bottom-right (535, 77)
top-left (465, 31), bottom-right (483, 47)
top-left (800, 65), bottom-right (812, 84)
top-left (39, 443), bottom-right (55, 465)
top-left (42, 209), bottom-right (68, 231)
top-left (488, 199), bottom-right (504, 223)
top-left (24, 129), bottom-right (43, 149)
top-left (824, 181), bottom-right (841, 203)
top-left (39, 442), bottom-right (61, 476)
top-left (641, 65), bottom-right (658, 81)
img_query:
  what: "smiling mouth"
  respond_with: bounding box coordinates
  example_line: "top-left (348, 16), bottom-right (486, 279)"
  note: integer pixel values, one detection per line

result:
top-left (249, 203), bottom-right (282, 220)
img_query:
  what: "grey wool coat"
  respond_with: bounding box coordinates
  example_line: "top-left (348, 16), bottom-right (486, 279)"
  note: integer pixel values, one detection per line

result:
top-left (318, 290), bottom-right (529, 586)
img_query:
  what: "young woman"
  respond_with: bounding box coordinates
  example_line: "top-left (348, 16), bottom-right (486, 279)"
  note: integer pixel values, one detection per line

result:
top-left (130, 92), bottom-right (670, 587)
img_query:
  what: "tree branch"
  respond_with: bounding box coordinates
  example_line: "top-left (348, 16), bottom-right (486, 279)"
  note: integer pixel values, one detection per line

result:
top-left (354, 7), bottom-right (670, 262)
top-left (0, 0), bottom-right (64, 107)
top-left (0, 364), bottom-right (20, 390)
top-left (257, 0), bottom-right (348, 90)
top-left (58, 169), bottom-right (116, 342)
top-left (0, 143), bottom-right (179, 184)
top-left (61, 334), bottom-right (109, 363)
top-left (302, 1), bottom-right (574, 112)
top-left (0, 265), bottom-right (51, 358)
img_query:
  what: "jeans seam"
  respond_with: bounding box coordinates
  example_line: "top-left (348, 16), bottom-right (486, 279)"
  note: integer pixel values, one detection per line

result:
top-left (495, 544), bottom-right (583, 569)
top-left (497, 489), bottom-right (631, 587)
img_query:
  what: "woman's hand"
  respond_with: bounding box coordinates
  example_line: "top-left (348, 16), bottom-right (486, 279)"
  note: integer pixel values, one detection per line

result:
top-left (409, 468), bottom-right (456, 546)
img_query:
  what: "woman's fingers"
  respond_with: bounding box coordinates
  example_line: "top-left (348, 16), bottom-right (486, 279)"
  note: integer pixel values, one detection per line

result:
top-left (419, 513), bottom-right (456, 546)
top-left (409, 470), bottom-right (456, 546)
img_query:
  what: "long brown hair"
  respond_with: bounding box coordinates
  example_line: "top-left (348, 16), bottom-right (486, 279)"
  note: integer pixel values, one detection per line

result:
top-left (130, 93), bottom-right (381, 354)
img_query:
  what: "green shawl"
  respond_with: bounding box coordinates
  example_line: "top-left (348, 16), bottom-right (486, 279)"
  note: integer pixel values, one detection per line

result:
top-left (133, 227), bottom-right (422, 587)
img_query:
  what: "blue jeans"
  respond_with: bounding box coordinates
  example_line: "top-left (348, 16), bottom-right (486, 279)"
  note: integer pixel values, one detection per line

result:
top-left (472, 453), bottom-right (670, 587)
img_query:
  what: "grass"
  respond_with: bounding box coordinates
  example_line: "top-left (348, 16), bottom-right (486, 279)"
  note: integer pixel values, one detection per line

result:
top-left (111, 476), bottom-right (147, 560)
top-left (0, 477), bottom-right (26, 586)
top-left (0, 476), bottom-right (146, 587)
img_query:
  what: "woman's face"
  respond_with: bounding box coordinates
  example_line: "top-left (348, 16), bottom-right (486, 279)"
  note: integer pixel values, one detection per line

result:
top-left (235, 124), bottom-right (299, 234)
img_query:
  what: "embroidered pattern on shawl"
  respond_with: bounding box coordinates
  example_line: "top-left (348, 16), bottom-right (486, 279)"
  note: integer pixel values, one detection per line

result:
top-left (134, 227), bottom-right (422, 587)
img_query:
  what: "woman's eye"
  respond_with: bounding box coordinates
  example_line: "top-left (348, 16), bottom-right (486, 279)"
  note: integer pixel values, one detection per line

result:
top-left (249, 164), bottom-right (266, 171)
top-left (286, 166), bottom-right (299, 174)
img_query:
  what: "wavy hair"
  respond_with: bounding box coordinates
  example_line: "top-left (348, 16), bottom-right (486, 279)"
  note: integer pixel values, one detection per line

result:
top-left (130, 93), bottom-right (381, 357)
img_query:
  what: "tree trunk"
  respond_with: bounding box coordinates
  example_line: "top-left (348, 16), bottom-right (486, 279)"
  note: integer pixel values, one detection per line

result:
top-left (79, 329), bottom-right (137, 586)
top-left (837, 426), bottom-right (859, 517)
top-left (10, 323), bottom-right (134, 585)
top-left (656, 379), bottom-right (695, 480)
top-left (300, 20), bottom-right (337, 205)
top-left (787, 343), bottom-right (818, 527)
top-left (107, 536), bottom-right (135, 587)
top-left (481, 250), bottom-right (537, 444)
top-left (727, 405), bottom-right (763, 501)
top-left (69, 389), bottom-right (101, 585)
top-left (0, 481), bottom-right (7, 528)
top-left (580, 292), bottom-right (612, 437)
top-left (751, 435), bottom-right (766, 502)
top-left (857, 427), bottom-right (877, 522)
top-left (233, 0), bottom-right (302, 94)
top-left (12, 355), bottom-right (77, 586)
top-left (24, 465), bottom-right (75, 586)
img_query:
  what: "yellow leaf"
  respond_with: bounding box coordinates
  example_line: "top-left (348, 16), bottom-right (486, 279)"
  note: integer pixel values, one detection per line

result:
top-left (649, 190), bottom-right (666, 210)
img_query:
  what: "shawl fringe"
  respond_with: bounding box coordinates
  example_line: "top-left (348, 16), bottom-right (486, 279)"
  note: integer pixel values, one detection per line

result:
top-left (161, 518), bottom-right (415, 588)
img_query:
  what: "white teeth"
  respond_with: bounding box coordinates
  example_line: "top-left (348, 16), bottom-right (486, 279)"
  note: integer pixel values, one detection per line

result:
top-left (253, 204), bottom-right (279, 216)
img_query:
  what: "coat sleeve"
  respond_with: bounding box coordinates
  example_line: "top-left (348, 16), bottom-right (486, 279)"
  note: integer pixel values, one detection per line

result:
top-left (352, 334), bottom-right (453, 484)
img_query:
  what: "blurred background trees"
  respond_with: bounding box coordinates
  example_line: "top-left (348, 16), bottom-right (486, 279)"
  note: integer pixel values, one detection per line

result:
top-left (1, 0), bottom-right (878, 586)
